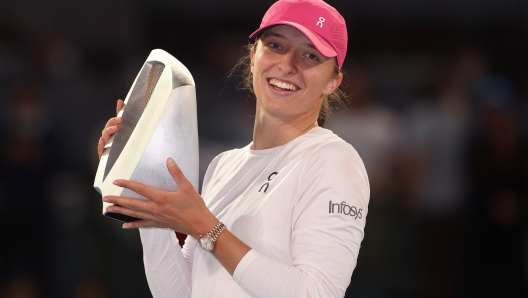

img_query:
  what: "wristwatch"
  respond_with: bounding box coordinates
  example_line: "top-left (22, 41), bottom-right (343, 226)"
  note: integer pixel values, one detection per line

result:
top-left (199, 222), bottom-right (226, 251)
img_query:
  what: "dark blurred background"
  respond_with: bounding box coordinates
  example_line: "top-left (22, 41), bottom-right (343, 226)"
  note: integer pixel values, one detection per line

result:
top-left (0, 0), bottom-right (526, 297)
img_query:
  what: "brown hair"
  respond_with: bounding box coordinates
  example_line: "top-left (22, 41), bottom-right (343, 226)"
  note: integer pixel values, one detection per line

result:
top-left (230, 41), bottom-right (348, 126)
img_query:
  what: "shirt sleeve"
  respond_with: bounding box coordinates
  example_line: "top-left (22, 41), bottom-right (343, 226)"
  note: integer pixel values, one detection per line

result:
top-left (140, 228), bottom-right (192, 298)
top-left (138, 151), bottom-right (224, 298)
top-left (233, 142), bottom-right (370, 298)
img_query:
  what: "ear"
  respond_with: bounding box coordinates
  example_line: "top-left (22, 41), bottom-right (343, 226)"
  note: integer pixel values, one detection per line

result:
top-left (250, 46), bottom-right (256, 73)
top-left (323, 72), bottom-right (343, 96)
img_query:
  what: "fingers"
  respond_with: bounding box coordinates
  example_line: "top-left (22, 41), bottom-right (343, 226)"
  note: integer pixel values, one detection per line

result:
top-left (116, 99), bottom-right (125, 115)
top-left (97, 137), bottom-right (105, 159)
top-left (98, 116), bottom-right (123, 157)
top-left (106, 204), bottom-right (153, 222)
top-left (103, 195), bottom-right (156, 220)
top-left (101, 122), bottom-right (120, 142)
top-left (98, 123), bottom-right (120, 158)
top-left (122, 219), bottom-right (161, 229)
top-left (102, 117), bottom-right (123, 135)
top-left (166, 158), bottom-right (193, 191)
top-left (97, 99), bottom-right (125, 159)
top-left (113, 180), bottom-right (162, 202)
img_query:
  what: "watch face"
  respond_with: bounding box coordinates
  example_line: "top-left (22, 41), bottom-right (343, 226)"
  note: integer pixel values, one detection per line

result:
top-left (200, 236), bottom-right (214, 251)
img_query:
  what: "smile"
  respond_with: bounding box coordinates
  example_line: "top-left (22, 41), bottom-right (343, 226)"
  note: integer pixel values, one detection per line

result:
top-left (268, 79), bottom-right (300, 91)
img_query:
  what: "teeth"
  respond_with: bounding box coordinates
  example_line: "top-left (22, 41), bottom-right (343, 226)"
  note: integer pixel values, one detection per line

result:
top-left (269, 79), bottom-right (298, 91)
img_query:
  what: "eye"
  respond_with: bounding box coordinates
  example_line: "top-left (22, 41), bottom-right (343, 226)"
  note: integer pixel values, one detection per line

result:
top-left (305, 53), bottom-right (319, 60)
top-left (268, 42), bottom-right (282, 50)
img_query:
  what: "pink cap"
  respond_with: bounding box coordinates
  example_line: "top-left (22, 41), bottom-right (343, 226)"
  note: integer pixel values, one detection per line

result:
top-left (249, 0), bottom-right (348, 68)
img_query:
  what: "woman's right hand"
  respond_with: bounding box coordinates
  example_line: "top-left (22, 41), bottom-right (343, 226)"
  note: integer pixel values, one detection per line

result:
top-left (97, 99), bottom-right (125, 159)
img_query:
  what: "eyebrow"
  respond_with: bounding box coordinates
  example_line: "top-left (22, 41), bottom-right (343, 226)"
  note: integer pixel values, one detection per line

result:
top-left (262, 31), bottom-right (316, 50)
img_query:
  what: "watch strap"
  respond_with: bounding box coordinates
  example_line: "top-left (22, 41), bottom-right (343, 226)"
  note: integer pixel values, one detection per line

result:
top-left (206, 222), bottom-right (226, 242)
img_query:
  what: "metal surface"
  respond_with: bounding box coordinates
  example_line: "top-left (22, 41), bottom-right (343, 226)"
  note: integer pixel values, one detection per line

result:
top-left (104, 62), bottom-right (166, 180)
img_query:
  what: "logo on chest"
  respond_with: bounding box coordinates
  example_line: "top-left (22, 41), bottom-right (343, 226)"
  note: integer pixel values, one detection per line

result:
top-left (258, 172), bottom-right (278, 193)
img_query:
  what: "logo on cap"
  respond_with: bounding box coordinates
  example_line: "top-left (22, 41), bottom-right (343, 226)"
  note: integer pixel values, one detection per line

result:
top-left (316, 17), bottom-right (325, 28)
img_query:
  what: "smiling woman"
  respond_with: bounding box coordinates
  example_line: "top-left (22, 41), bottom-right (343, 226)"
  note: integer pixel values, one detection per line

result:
top-left (236, 28), bottom-right (347, 127)
top-left (250, 25), bottom-right (342, 143)
top-left (97, 1), bottom-right (370, 297)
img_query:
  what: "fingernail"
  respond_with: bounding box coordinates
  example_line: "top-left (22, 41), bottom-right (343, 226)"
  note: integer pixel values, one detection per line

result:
top-left (113, 180), bottom-right (121, 186)
top-left (98, 137), bottom-right (104, 145)
top-left (102, 197), bottom-right (110, 202)
top-left (123, 223), bottom-right (130, 229)
top-left (167, 158), bottom-right (176, 167)
top-left (106, 207), bottom-right (114, 212)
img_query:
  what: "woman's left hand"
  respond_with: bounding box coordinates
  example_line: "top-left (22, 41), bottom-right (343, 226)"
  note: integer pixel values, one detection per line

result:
top-left (103, 157), bottom-right (219, 239)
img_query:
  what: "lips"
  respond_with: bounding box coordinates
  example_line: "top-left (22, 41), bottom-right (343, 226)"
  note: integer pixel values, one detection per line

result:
top-left (268, 78), bottom-right (300, 91)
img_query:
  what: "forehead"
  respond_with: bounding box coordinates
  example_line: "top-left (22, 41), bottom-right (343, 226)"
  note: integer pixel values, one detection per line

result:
top-left (260, 25), bottom-right (316, 50)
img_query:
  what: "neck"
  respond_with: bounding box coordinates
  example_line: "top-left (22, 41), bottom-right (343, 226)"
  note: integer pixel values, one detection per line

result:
top-left (252, 108), bottom-right (318, 150)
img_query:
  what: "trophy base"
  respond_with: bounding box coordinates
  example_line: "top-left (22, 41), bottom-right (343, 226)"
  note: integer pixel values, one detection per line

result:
top-left (104, 211), bottom-right (140, 223)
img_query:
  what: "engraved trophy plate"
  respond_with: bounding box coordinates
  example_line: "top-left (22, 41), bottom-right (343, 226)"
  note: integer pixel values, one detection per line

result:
top-left (94, 49), bottom-right (199, 222)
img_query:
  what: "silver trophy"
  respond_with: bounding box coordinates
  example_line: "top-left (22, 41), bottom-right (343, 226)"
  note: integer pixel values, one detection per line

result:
top-left (94, 49), bottom-right (199, 222)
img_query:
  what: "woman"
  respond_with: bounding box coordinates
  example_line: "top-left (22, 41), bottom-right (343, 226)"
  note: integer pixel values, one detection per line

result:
top-left (97, 0), bottom-right (369, 297)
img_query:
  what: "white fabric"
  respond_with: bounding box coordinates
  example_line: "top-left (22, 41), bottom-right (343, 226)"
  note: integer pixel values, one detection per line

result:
top-left (140, 127), bottom-right (370, 298)
top-left (139, 228), bottom-right (193, 297)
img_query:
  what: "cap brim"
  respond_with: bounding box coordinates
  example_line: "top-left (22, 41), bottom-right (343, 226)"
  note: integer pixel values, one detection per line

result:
top-left (249, 22), bottom-right (337, 59)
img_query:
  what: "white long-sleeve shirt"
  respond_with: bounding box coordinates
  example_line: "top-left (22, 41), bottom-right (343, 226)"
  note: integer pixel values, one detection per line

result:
top-left (140, 127), bottom-right (370, 297)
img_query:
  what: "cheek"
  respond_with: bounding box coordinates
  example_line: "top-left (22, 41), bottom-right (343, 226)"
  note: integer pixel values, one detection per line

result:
top-left (307, 74), bottom-right (333, 97)
top-left (315, 62), bottom-right (338, 94)
top-left (252, 71), bottom-right (264, 97)
top-left (252, 54), bottom-right (271, 89)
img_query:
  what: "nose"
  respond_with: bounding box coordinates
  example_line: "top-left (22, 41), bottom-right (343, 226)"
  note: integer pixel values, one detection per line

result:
top-left (277, 51), bottom-right (297, 74)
